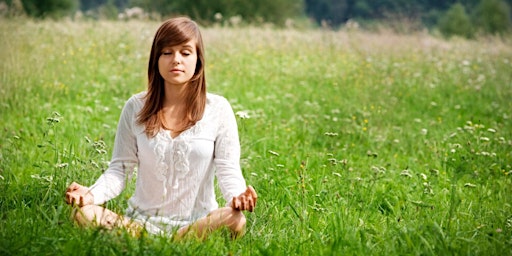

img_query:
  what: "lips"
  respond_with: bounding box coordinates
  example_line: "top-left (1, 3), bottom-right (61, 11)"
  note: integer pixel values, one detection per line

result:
top-left (170, 68), bottom-right (183, 73)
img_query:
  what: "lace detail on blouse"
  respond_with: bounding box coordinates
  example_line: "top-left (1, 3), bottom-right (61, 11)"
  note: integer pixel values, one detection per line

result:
top-left (153, 118), bottom-right (205, 195)
top-left (171, 138), bottom-right (190, 189)
top-left (152, 135), bottom-right (169, 195)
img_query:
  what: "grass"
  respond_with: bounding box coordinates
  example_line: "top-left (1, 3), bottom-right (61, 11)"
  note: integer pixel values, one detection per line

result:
top-left (1, 19), bottom-right (511, 255)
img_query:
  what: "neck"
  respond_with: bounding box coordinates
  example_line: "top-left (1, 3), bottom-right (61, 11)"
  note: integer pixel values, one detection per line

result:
top-left (161, 83), bottom-right (188, 132)
top-left (163, 82), bottom-right (188, 107)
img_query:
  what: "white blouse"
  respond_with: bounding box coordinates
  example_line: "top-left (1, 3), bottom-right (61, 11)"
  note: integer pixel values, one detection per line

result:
top-left (89, 92), bottom-right (247, 230)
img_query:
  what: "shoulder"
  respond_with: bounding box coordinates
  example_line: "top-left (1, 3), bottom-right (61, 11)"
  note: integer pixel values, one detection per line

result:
top-left (124, 91), bottom-right (146, 110)
top-left (207, 92), bottom-right (232, 109)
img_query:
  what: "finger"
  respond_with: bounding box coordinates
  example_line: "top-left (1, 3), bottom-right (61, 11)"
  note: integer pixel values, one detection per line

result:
top-left (71, 195), bottom-right (77, 206)
top-left (247, 197), bottom-right (254, 212)
top-left (237, 197), bottom-right (243, 210)
top-left (247, 185), bottom-right (258, 199)
top-left (240, 200), bottom-right (245, 211)
top-left (231, 197), bottom-right (239, 210)
top-left (68, 194), bottom-right (75, 205)
top-left (247, 186), bottom-right (257, 207)
top-left (240, 195), bottom-right (248, 211)
top-left (66, 192), bottom-right (77, 205)
top-left (74, 193), bottom-right (84, 205)
top-left (79, 195), bottom-right (84, 207)
top-left (65, 192), bottom-right (71, 204)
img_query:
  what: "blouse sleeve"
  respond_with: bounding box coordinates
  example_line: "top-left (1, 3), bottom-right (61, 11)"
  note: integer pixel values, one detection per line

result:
top-left (88, 96), bottom-right (138, 205)
top-left (213, 97), bottom-right (247, 206)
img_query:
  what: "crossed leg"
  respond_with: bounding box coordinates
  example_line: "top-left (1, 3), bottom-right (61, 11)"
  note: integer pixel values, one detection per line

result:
top-left (176, 207), bottom-right (246, 239)
top-left (73, 205), bottom-right (246, 239)
top-left (73, 205), bottom-right (142, 235)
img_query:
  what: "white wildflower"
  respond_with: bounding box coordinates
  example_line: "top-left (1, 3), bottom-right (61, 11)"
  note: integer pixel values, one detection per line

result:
top-left (480, 137), bottom-right (490, 142)
top-left (235, 111), bottom-right (250, 119)
top-left (55, 163), bottom-right (69, 168)
top-left (400, 170), bottom-right (412, 178)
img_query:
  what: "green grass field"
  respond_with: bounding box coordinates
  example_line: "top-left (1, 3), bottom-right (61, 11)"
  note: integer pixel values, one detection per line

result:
top-left (1, 19), bottom-right (511, 255)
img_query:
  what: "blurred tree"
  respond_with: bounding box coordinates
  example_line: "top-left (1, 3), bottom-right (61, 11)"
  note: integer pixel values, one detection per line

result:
top-left (129, 0), bottom-right (303, 25)
top-left (305, 0), bottom-right (348, 25)
top-left (79, 0), bottom-right (128, 11)
top-left (304, 0), bottom-right (512, 32)
top-left (80, 0), bottom-right (105, 10)
top-left (97, 0), bottom-right (118, 19)
top-left (473, 0), bottom-right (511, 34)
top-left (20, 0), bottom-right (78, 18)
top-left (232, 0), bottom-right (304, 25)
top-left (352, 0), bottom-right (370, 18)
top-left (129, 0), bottom-right (181, 18)
top-left (305, 0), bottom-right (426, 27)
top-left (438, 3), bottom-right (474, 38)
top-left (10, 0), bottom-right (512, 33)
top-left (2, 0), bottom-right (25, 16)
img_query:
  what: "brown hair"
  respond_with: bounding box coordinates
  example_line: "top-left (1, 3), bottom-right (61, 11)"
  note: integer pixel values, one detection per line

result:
top-left (137, 17), bottom-right (206, 137)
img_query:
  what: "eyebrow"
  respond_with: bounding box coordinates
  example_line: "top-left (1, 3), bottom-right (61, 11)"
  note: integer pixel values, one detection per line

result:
top-left (181, 44), bottom-right (194, 50)
top-left (162, 44), bottom-right (195, 51)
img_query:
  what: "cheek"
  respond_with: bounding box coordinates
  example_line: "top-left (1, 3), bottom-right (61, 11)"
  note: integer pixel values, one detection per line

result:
top-left (190, 57), bottom-right (199, 73)
top-left (157, 57), bottom-right (166, 74)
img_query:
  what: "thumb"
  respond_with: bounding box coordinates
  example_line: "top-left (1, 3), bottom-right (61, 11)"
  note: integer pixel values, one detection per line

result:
top-left (66, 182), bottom-right (79, 192)
top-left (247, 185), bottom-right (257, 198)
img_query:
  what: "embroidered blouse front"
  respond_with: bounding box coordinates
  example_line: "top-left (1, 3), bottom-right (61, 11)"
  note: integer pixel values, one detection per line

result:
top-left (89, 92), bottom-right (247, 223)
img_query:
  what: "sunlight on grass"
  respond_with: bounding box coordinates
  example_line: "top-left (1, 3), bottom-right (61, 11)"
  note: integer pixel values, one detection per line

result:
top-left (1, 19), bottom-right (511, 255)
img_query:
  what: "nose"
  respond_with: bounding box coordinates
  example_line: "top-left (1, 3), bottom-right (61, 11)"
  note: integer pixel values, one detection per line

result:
top-left (172, 53), bottom-right (182, 64)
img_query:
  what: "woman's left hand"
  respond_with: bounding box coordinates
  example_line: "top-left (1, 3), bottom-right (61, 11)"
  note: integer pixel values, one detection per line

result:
top-left (231, 185), bottom-right (258, 212)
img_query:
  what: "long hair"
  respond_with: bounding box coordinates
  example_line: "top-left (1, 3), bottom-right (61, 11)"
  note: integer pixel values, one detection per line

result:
top-left (137, 17), bottom-right (207, 137)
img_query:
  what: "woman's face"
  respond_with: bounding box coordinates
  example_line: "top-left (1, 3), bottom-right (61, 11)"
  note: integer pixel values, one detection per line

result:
top-left (158, 39), bottom-right (198, 87)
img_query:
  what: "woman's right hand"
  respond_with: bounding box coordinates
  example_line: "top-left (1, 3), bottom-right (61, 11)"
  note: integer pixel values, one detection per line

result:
top-left (65, 182), bottom-right (94, 207)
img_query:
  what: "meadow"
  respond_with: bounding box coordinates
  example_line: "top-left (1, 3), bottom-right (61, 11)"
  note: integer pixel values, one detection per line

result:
top-left (0, 19), bottom-right (511, 255)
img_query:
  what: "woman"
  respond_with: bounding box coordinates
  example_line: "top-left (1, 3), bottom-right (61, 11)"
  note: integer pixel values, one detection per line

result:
top-left (65, 17), bottom-right (257, 239)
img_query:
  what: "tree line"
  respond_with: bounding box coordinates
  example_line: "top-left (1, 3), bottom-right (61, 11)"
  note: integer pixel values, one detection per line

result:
top-left (3, 0), bottom-right (511, 36)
